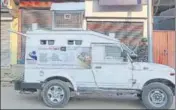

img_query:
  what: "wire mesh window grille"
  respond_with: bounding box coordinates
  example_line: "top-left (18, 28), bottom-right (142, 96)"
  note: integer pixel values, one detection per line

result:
top-left (105, 46), bottom-right (122, 60)
top-left (53, 11), bottom-right (83, 29)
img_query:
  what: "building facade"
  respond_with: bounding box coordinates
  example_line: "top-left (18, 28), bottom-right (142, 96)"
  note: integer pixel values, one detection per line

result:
top-left (8, 0), bottom-right (155, 64)
top-left (84, 0), bottom-right (148, 54)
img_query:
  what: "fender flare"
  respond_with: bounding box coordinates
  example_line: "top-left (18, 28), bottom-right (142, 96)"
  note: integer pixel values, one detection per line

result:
top-left (44, 75), bottom-right (77, 91)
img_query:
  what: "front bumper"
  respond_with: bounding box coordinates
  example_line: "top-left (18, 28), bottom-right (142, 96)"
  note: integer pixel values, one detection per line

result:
top-left (14, 80), bottom-right (42, 90)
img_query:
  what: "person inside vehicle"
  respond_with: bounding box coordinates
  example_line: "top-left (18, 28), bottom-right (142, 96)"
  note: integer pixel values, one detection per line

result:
top-left (136, 38), bottom-right (148, 62)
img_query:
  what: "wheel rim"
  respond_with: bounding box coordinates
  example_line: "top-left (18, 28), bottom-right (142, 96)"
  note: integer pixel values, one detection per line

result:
top-left (47, 85), bottom-right (65, 103)
top-left (148, 88), bottom-right (167, 107)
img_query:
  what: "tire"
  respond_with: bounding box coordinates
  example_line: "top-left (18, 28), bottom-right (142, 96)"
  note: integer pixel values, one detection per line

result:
top-left (42, 80), bottom-right (70, 108)
top-left (142, 82), bottom-right (173, 109)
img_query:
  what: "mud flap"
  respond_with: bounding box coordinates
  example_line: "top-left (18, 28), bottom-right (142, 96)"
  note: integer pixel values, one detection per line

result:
top-left (14, 80), bottom-right (22, 90)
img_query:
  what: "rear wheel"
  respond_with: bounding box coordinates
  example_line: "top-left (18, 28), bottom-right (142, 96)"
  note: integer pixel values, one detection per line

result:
top-left (142, 82), bottom-right (173, 109)
top-left (42, 80), bottom-right (70, 108)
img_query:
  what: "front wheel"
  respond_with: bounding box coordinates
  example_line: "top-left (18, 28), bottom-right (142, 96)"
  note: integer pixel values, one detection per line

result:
top-left (42, 80), bottom-right (70, 108)
top-left (142, 82), bottom-right (173, 109)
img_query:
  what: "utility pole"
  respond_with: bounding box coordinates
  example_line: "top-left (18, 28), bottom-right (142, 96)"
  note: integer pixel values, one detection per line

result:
top-left (147, 0), bottom-right (153, 62)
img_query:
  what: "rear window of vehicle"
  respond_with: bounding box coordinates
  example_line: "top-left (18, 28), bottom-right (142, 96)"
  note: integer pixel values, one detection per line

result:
top-left (48, 40), bottom-right (55, 45)
top-left (40, 40), bottom-right (47, 45)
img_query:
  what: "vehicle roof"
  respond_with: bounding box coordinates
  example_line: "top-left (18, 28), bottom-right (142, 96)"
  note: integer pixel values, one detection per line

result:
top-left (24, 29), bottom-right (135, 55)
top-left (26, 29), bottom-right (121, 43)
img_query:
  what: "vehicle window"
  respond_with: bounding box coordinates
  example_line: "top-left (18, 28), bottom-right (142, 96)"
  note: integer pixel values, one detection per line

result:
top-left (105, 46), bottom-right (122, 60)
top-left (68, 40), bottom-right (74, 45)
top-left (48, 40), bottom-right (55, 45)
top-left (40, 40), bottom-right (47, 45)
top-left (75, 40), bottom-right (82, 45)
top-left (60, 47), bottom-right (66, 51)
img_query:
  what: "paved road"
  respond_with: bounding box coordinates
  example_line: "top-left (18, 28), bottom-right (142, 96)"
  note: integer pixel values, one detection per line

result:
top-left (1, 87), bottom-right (175, 109)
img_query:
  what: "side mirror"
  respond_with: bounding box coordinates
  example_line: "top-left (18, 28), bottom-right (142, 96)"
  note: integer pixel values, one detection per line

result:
top-left (130, 54), bottom-right (138, 60)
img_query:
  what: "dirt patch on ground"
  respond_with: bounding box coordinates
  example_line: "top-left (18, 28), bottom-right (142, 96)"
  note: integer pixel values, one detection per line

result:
top-left (1, 64), bottom-right (24, 83)
top-left (1, 81), bottom-right (14, 87)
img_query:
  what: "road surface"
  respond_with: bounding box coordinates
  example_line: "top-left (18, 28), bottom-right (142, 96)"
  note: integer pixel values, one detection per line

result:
top-left (1, 87), bottom-right (175, 109)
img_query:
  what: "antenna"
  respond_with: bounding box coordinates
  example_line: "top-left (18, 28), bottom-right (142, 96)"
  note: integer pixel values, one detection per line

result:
top-left (8, 30), bottom-right (27, 37)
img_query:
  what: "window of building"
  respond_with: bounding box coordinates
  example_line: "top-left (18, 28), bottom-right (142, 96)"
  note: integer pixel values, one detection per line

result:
top-left (54, 11), bottom-right (83, 29)
top-left (153, 0), bottom-right (175, 30)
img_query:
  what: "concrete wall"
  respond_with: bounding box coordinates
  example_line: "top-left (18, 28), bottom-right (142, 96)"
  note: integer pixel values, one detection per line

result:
top-left (85, 0), bottom-right (148, 18)
top-left (1, 11), bottom-right (12, 68)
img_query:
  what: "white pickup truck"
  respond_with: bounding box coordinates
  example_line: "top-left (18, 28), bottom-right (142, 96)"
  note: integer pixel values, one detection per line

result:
top-left (13, 30), bottom-right (175, 109)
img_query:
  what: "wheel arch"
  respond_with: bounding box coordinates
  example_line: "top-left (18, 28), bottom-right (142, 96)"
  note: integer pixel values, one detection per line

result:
top-left (43, 76), bottom-right (77, 91)
top-left (142, 78), bottom-right (175, 95)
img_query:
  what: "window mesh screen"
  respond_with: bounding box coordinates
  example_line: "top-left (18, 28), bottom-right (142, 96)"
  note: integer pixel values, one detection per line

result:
top-left (54, 11), bottom-right (83, 28)
top-left (105, 46), bottom-right (122, 59)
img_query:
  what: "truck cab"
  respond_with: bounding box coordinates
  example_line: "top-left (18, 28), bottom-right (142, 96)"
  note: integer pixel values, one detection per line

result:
top-left (14, 30), bottom-right (175, 109)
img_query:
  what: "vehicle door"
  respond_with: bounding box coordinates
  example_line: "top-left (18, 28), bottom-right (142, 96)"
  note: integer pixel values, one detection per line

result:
top-left (91, 43), bottom-right (133, 89)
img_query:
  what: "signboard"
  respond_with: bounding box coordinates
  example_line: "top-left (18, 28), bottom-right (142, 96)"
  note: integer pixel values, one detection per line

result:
top-left (26, 46), bottom-right (92, 69)
top-left (99, 0), bottom-right (147, 6)
top-left (19, 1), bottom-right (52, 8)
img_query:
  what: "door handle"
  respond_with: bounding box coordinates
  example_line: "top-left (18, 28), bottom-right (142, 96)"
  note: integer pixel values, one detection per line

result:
top-left (95, 66), bottom-right (102, 69)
